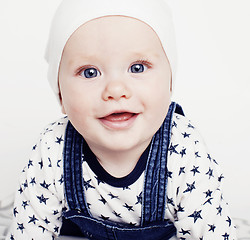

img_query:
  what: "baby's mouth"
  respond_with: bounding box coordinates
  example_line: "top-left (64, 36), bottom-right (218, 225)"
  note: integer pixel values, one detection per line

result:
top-left (99, 111), bottom-right (139, 130)
top-left (100, 112), bottom-right (137, 122)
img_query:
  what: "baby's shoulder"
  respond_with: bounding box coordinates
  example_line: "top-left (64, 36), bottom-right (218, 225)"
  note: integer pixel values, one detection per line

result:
top-left (41, 116), bottom-right (68, 135)
top-left (170, 112), bottom-right (210, 161)
top-left (169, 112), bottom-right (218, 171)
top-left (21, 117), bottom-right (69, 175)
top-left (37, 116), bottom-right (69, 147)
top-left (171, 112), bottom-right (199, 140)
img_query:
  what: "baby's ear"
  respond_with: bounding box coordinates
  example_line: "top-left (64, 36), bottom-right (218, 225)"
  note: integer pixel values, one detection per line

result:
top-left (61, 104), bottom-right (66, 115)
top-left (59, 93), bottom-right (66, 114)
top-left (170, 76), bottom-right (173, 93)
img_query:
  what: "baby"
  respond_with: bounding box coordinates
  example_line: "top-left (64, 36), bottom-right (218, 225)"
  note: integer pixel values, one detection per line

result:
top-left (6, 0), bottom-right (237, 239)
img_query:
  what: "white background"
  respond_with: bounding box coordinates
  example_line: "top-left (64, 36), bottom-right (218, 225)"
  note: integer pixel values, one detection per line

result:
top-left (0, 0), bottom-right (249, 222)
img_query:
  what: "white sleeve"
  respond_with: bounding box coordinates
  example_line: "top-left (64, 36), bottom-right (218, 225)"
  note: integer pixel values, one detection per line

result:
top-left (165, 115), bottom-right (237, 240)
top-left (5, 121), bottom-right (67, 240)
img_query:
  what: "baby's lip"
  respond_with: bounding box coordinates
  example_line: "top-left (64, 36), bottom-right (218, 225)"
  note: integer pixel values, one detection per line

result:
top-left (99, 111), bottom-right (138, 122)
top-left (98, 111), bottom-right (139, 130)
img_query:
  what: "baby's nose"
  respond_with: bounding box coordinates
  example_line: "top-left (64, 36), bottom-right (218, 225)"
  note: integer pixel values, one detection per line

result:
top-left (102, 80), bottom-right (132, 101)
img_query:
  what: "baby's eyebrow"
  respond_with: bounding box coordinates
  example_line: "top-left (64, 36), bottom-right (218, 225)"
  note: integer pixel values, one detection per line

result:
top-left (128, 50), bottom-right (161, 60)
top-left (67, 54), bottom-right (98, 67)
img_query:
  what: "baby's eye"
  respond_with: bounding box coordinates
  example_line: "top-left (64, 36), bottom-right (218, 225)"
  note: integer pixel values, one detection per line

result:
top-left (129, 64), bottom-right (146, 73)
top-left (79, 67), bottom-right (100, 78)
top-left (129, 62), bottom-right (150, 74)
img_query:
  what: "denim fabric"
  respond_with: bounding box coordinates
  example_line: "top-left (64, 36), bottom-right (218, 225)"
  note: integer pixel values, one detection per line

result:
top-left (63, 210), bottom-right (176, 240)
top-left (62, 102), bottom-right (182, 240)
top-left (142, 102), bottom-right (175, 225)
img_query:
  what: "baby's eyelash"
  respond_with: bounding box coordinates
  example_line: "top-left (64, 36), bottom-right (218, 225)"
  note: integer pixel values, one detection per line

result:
top-left (134, 59), bottom-right (153, 68)
top-left (75, 65), bottom-right (93, 75)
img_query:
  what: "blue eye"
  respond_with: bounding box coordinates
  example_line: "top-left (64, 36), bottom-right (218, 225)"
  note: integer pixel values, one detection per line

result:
top-left (80, 68), bottom-right (100, 78)
top-left (130, 64), bottom-right (145, 73)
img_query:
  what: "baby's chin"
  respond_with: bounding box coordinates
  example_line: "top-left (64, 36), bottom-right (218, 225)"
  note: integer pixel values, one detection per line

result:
top-left (86, 131), bottom-right (153, 155)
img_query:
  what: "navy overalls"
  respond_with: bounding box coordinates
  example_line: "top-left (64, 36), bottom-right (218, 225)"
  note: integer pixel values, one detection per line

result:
top-left (61, 102), bottom-right (184, 239)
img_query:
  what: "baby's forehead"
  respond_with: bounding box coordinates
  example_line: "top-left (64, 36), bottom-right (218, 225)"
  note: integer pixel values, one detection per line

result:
top-left (63, 16), bottom-right (167, 62)
top-left (68, 16), bottom-right (161, 44)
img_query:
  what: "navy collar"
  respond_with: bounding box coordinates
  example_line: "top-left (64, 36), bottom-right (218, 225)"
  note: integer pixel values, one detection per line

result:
top-left (83, 141), bottom-right (150, 188)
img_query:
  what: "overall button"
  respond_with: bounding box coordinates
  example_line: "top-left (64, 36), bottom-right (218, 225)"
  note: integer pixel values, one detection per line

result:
top-left (75, 209), bottom-right (81, 213)
top-left (84, 231), bottom-right (93, 238)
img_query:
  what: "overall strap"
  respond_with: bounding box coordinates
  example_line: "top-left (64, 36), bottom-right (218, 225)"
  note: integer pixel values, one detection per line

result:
top-left (63, 122), bottom-right (90, 215)
top-left (141, 102), bottom-right (183, 225)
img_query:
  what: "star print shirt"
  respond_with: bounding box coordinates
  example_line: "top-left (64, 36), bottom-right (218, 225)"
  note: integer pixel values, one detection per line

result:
top-left (6, 114), bottom-right (237, 240)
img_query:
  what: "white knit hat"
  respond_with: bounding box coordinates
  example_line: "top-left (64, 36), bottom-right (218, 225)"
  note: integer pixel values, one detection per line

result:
top-left (45, 0), bottom-right (177, 102)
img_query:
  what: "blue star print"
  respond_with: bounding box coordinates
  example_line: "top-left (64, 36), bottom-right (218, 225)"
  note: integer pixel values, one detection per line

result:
top-left (13, 208), bottom-right (18, 217)
top-left (28, 160), bottom-right (33, 168)
top-left (208, 224), bottom-right (216, 232)
top-left (183, 181), bottom-right (196, 193)
top-left (17, 223), bottom-right (25, 233)
top-left (203, 198), bottom-right (213, 205)
top-left (40, 180), bottom-right (51, 189)
top-left (37, 194), bottom-right (49, 205)
top-left (30, 177), bottom-right (36, 185)
top-left (28, 215), bottom-right (39, 224)
top-left (188, 210), bottom-right (203, 223)
top-left (179, 228), bottom-right (191, 235)
top-left (108, 192), bottom-right (119, 199)
top-left (190, 166), bottom-right (200, 176)
top-left (22, 201), bottom-right (29, 210)
top-left (216, 205), bottom-right (223, 216)
top-left (135, 192), bottom-right (142, 205)
top-left (123, 203), bottom-right (134, 212)
top-left (179, 167), bottom-right (185, 176)
top-left (18, 187), bottom-right (23, 194)
top-left (222, 233), bottom-right (230, 240)
top-left (38, 159), bottom-right (43, 169)
top-left (55, 136), bottom-right (63, 144)
top-left (206, 168), bottom-right (214, 179)
top-left (204, 189), bottom-right (213, 198)
top-left (83, 179), bottom-right (95, 190)
top-left (113, 211), bottom-right (122, 218)
top-left (58, 175), bottom-right (64, 184)
top-left (99, 195), bottom-right (107, 205)
top-left (169, 143), bottom-right (179, 155)
top-left (179, 148), bottom-right (186, 157)
top-left (226, 216), bottom-right (232, 227)
top-left (177, 203), bottom-right (185, 212)
top-left (182, 132), bottom-right (190, 138)
top-left (44, 218), bottom-right (50, 224)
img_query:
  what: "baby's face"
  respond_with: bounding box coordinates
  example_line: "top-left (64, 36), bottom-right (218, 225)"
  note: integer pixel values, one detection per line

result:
top-left (59, 16), bottom-right (171, 153)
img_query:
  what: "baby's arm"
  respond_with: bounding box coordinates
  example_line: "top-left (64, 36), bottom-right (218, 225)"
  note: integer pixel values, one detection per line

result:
top-left (6, 122), bottom-right (66, 240)
top-left (165, 115), bottom-right (237, 239)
